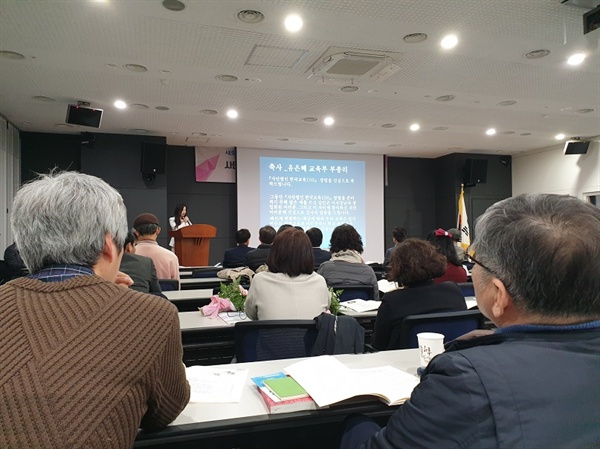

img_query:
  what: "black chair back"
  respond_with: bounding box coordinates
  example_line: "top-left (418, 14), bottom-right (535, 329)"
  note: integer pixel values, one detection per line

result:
top-left (393, 309), bottom-right (486, 349)
top-left (158, 279), bottom-right (179, 291)
top-left (330, 285), bottom-right (374, 302)
top-left (457, 282), bottom-right (475, 297)
top-left (0, 260), bottom-right (9, 285)
top-left (191, 267), bottom-right (221, 278)
top-left (234, 320), bottom-right (318, 362)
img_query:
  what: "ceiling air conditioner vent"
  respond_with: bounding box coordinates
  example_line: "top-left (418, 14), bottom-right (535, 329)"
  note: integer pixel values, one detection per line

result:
top-left (307, 47), bottom-right (401, 81)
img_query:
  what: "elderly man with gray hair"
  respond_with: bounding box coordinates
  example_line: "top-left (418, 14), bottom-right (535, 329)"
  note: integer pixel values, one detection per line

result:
top-left (341, 193), bottom-right (600, 449)
top-left (0, 172), bottom-right (190, 449)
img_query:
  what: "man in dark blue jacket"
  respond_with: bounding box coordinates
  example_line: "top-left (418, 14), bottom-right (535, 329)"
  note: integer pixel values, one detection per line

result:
top-left (341, 193), bottom-right (600, 449)
top-left (222, 228), bottom-right (254, 268)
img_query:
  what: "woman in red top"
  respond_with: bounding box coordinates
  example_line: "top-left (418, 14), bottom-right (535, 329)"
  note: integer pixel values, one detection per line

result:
top-left (426, 228), bottom-right (468, 284)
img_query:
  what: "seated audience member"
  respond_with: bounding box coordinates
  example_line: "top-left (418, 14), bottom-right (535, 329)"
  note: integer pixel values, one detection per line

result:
top-left (244, 228), bottom-right (330, 320)
top-left (317, 224), bottom-right (379, 300)
top-left (222, 228), bottom-right (255, 268)
top-left (446, 226), bottom-right (466, 262)
top-left (341, 193), bottom-right (600, 449)
top-left (244, 225), bottom-right (276, 272)
top-left (133, 213), bottom-right (180, 281)
top-left (3, 241), bottom-right (29, 280)
top-left (383, 227), bottom-right (407, 272)
top-left (370, 238), bottom-right (466, 350)
top-left (119, 229), bottom-right (165, 296)
top-left (0, 172), bottom-right (189, 448)
top-left (306, 227), bottom-right (331, 268)
top-left (426, 228), bottom-right (468, 284)
top-left (277, 223), bottom-right (294, 233)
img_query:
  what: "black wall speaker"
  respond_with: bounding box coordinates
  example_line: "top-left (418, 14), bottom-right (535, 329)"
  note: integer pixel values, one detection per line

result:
top-left (141, 142), bottom-right (166, 175)
top-left (463, 159), bottom-right (488, 186)
top-left (564, 140), bottom-right (591, 155)
top-left (65, 104), bottom-right (103, 128)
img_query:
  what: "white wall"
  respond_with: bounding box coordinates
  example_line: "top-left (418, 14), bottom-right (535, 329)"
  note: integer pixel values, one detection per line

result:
top-left (0, 116), bottom-right (21, 253)
top-left (512, 141), bottom-right (600, 199)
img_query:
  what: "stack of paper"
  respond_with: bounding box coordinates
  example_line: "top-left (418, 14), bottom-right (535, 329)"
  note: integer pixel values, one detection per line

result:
top-left (339, 299), bottom-right (381, 313)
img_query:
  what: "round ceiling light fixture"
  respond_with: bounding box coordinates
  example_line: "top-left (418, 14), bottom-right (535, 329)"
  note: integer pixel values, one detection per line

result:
top-left (114, 100), bottom-right (127, 109)
top-left (216, 74), bottom-right (239, 82)
top-left (440, 34), bottom-right (458, 49)
top-left (323, 116), bottom-right (335, 126)
top-left (236, 9), bottom-right (265, 24)
top-left (344, 142), bottom-right (356, 145)
top-left (436, 95), bottom-right (455, 102)
top-left (226, 109), bottom-right (238, 118)
top-left (576, 108), bottom-right (595, 113)
top-left (381, 123), bottom-right (396, 128)
top-left (486, 128), bottom-right (496, 136)
top-left (340, 85), bottom-right (359, 93)
top-left (520, 132), bottom-right (532, 136)
top-left (410, 123), bottom-right (420, 131)
top-left (124, 63), bottom-right (148, 73)
top-left (498, 100), bottom-right (517, 106)
top-left (201, 109), bottom-right (218, 115)
top-left (33, 95), bottom-right (55, 102)
top-left (192, 132), bottom-right (207, 136)
top-left (130, 103), bottom-right (150, 109)
top-left (284, 14), bottom-right (303, 32)
top-left (155, 106), bottom-right (170, 111)
top-left (0, 50), bottom-right (25, 59)
top-left (555, 133), bottom-right (566, 140)
top-left (567, 52), bottom-right (586, 66)
top-left (403, 33), bottom-right (428, 43)
top-left (525, 49), bottom-right (550, 59)
top-left (302, 117), bottom-right (318, 122)
top-left (162, 0), bottom-right (185, 12)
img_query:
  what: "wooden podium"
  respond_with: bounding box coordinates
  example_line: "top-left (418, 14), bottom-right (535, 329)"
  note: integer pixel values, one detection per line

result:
top-left (169, 224), bottom-right (217, 266)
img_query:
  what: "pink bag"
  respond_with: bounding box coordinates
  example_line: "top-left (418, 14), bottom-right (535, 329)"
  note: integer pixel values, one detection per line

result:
top-left (200, 294), bottom-right (236, 318)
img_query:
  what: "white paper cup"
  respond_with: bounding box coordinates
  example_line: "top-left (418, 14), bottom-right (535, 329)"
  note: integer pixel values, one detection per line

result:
top-left (417, 332), bottom-right (445, 367)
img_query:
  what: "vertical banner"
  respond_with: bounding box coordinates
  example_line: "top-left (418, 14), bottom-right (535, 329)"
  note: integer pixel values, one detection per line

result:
top-left (457, 184), bottom-right (470, 250)
top-left (195, 147), bottom-right (236, 183)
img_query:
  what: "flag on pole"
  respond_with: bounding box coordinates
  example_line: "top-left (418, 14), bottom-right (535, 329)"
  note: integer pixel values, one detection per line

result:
top-left (457, 184), bottom-right (470, 250)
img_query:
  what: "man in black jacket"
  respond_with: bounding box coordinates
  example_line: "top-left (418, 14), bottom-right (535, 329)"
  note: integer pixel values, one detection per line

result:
top-left (341, 193), bottom-right (600, 449)
top-left (243, 225), bottom-right (276, 272)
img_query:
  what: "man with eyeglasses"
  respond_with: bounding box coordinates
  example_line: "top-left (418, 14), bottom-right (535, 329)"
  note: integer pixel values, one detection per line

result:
top-left (341, 193), bottom-right (600, 449)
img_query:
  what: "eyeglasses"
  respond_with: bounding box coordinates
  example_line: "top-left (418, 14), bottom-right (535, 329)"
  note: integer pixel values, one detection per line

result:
top-left (227, 311), bottom-right (247, 320)
top-left (466, 247), bottom-right (498, 277)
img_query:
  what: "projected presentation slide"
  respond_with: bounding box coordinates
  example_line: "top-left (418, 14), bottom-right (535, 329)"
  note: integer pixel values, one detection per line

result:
top-left (260, 156), bottom-right (366, 245)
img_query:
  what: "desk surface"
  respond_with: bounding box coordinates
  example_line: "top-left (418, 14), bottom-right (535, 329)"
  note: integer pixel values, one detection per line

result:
top-left (164, 289), bottom-right (214, 301)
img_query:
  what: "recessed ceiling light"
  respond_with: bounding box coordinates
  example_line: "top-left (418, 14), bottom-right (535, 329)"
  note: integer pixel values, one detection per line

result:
top-left (555, 133), bottom-right (566, 140)
top-left (130, 103), bottom-right (150, 109)
top-left (124, 63), bottom-right (148, 73)
top-left (216, 74), bottom-right (239, 82)
top-left (440, 34), bottom-right (458, 49)
top-left (302, 117), bottom-right (318, 122)
top-left (284, 14), bottom-right (303, 33)
top-left (433, 126), bottom-right (448, 131)
top-left (410, 123), bottom-right (420, 131)
top-left (155, 106), bottom-right (170, 111)
top-left (201, 109), bottom-right (218, 115)
top-left (324, 116), bottom-right (334, 126)
top-left (525, 49), bottom-right (550, 59)
top-left (381, 123), bottom-right (396, 128)
top-left (436, 95), bottom-right (455, 102)
top-left (33, 95), bottom-right (55, 102)
top-left (160, 69), bottom-right (171, 74)
top-left (114, 100), bottom-right (127, 109)
top-left (192, 132), bottom-right (207, 136)
top-left (105, 63), bottom-right (117, 68)
top-left (245, 78), bottom-right (261, 83)
top-left (500, 131), bottom-right (515, 135)
top-left (576, 108), bottom-right (595, 113)
top-left (227, 109), bottom-right (238, 118)
top-left (0, 50), bottom-right (25, 59)
top-left (403, 33), bottom-right (428, 43)
top-left (340, 85), bottom-right (359, 93)
top-left (276, 138), bottom-right (289, 141)
top-left (520, 132), bottom-right (532, 136)
top-left (486, 128), bottom-right (496, 136)
top-left (236, 9), bottom-right (265, 24)
top-left (344, 142), bottom-right (356, 145)
top-left (567, 53), bottom-right (586, 66)
top-left (162, 0), bottom-right (185, 12)
top-left (498, 100), bottom-right (517, 106)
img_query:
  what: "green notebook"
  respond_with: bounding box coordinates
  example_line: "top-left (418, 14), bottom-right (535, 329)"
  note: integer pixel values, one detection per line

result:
top-left (263, 376), bottom-right (309, 401)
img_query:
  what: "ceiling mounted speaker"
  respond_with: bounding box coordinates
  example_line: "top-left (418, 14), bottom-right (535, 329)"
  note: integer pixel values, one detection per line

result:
top-left (564, 139), bottom-right (591, 154)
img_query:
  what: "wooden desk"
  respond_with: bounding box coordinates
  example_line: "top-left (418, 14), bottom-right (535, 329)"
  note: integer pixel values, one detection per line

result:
top-left (135, 350), bottom-right (420, 448)
top-left (165, 289), bottom-right (214, 312)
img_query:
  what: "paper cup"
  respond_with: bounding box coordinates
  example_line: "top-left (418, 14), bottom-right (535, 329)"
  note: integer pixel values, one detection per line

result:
top-left (417, 332), bottom-right (445, 367)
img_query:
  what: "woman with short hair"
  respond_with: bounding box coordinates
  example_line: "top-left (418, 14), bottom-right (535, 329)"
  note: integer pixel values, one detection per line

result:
top-left (371, 238), bottom-right (466, 351)
top-left (244, 228), bottom-right (330, 320)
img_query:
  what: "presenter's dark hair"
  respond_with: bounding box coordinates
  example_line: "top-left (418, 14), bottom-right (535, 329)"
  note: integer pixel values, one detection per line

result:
top-left (173, 203), bottom-right (188, 227)
top-left (426, 231), bottom-right (461, 266)
top-left (472, 193), bottom-right (600, 317)
top-left (387, 238), bottom-right (446, 286)
top-left (329, 224), bottom-right (363, 254)
top-left (267, 228), bottom-right (314, 277)
top-left (306, 227), bottom-right (323, 247)
top-left (235, 228), bottom-right (251, 244)
top-left (259, 225), bottom-right (276, 244)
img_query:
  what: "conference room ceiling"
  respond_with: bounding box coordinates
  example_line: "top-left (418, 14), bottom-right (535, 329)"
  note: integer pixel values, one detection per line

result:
top-left (0, 0), bottom-right (598, 158)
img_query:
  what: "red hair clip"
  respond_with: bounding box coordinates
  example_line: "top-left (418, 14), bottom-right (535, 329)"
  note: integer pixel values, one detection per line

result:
top-left (435, 228), bottom-right (452, 238)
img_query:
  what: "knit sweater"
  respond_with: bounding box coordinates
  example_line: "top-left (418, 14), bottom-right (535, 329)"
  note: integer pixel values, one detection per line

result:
top-left (0, 275), bottom-right (190, 449)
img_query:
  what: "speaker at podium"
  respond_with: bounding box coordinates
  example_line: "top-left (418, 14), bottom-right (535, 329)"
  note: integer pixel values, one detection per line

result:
top-left (169, 224), bottom-right (217, 266)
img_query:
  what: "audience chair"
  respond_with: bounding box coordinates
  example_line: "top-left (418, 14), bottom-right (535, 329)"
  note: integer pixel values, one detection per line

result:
top-left (158, 279), bottom-right (179, 291)
top-left (330, 285), bottom-right (374, 302)
top-left (457, 282), bottom-right (475, 298)
top-left (234, 320), bottom-right (319, 362)
top-left (191, 267), bottom-right (221, 278)
top-left (392, 309), bottom-right (486, 350)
